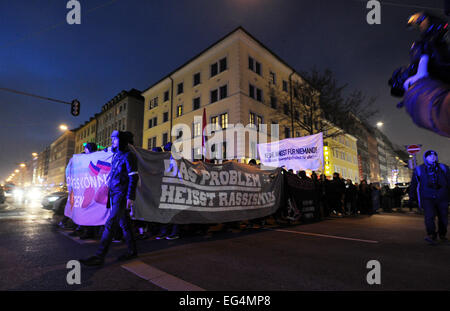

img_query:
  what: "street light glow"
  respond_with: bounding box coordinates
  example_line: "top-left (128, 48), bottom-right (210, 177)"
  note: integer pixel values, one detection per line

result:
top-left (376, 122), bottom-right (383, 127)
top-left (59, 124), bottom-right (68, 131)
top-left (19, 163), bottom-right (26, 167)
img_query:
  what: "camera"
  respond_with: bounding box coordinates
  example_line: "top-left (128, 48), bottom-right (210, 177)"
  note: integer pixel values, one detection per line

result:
top-left (388, 12), bottom-right (450, 99)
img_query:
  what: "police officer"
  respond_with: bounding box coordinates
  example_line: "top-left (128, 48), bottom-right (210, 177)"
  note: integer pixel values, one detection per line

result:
top-left (80, 130), bottom-right (139, 266)
top-left (410, 150), bottom-right (449, 244)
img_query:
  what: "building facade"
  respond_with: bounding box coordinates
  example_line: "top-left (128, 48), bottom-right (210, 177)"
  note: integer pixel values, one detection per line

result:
top-left (74, 116), bottom-right (98, 154)
top-left (142, 27), bottom-right (314, 162)
top-left (96, 89), bottom-right (144, 149)
top-left (36, 146), bottom-right (51, 185)
top-left (324, 133), bottom-right (360, 183)
top-left (47, 131), bottom-right (75, 188)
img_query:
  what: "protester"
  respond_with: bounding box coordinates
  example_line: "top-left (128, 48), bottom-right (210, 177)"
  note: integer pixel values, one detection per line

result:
top-left (327, 173), bottom-right (345, 216)
top-left (392, 184), bottom-right (404, 210)
top-left (80, 130), bottom-right (139, 266)
top-left (409, 149), bottom-right (449, 245)
top-left (344, 179), bottom-right (357, 215)
top-left (357, 180), bottom-right (371, 214)
top-left (370, 183), bottom-right (381, 215)
top-left (381, 185), bottom-right (394, 213)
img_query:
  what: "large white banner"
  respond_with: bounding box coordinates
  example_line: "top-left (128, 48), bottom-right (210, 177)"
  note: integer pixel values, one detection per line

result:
top-left (257, 132), bottom-right (324, 171)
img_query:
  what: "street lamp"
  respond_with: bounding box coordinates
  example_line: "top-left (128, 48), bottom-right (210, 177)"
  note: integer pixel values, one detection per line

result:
top-left (19, 163), bottom-right (26, 168)
top-left (32, 152), bottom-right (38, 158)
top-left (376, 122), bottom-right (384, 127)
top-left (59, 124), bottom-right (68, 131)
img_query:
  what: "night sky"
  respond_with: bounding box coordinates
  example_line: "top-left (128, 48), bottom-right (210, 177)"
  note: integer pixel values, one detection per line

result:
top-left (1, 0), bottom-right (449, 182)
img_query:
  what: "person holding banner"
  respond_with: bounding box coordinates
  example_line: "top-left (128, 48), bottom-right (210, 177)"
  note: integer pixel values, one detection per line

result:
top-left (80, 130), bottom-right (139, 266)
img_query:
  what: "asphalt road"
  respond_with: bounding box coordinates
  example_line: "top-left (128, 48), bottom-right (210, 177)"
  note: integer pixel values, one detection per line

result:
top-left (0, 197), bottom-right (449, 291)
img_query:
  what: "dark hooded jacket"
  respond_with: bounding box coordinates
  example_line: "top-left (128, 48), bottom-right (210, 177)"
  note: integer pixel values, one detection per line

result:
top-left (107, 131), bottom-right (139, 201)
top-left (409, 149), bottom-right (449, 202)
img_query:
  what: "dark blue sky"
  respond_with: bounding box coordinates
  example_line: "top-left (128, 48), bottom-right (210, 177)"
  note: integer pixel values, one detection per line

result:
top-left (1, 0), bottom-right (449, 181)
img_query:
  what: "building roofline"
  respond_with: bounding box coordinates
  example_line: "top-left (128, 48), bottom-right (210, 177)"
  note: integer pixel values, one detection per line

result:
top-left (142, 26), bottom-right (301, 94)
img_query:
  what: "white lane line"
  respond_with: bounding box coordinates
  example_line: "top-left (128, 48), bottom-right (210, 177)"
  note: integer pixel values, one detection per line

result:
top-left (122, 260), bottom-right (205, 291)
top-left (265, 228), bottom-right (379, 244)
top-left (58, 230), bottom-right (97, 244)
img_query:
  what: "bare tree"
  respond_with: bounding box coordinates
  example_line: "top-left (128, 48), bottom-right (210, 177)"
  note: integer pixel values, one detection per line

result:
top-left (267, 68), bottom-right (378, 139)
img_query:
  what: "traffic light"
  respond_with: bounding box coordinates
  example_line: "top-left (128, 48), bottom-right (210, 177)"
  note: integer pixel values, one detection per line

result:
top-left (71, 99), bottom-right (80, 116)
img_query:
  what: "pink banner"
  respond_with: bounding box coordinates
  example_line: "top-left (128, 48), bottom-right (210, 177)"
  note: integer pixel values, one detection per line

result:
top-left (64, 150), bottom-right (113, 225)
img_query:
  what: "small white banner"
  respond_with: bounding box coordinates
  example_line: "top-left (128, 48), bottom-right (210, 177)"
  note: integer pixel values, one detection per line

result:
top-left (257, 132), bottom-right (324, 171)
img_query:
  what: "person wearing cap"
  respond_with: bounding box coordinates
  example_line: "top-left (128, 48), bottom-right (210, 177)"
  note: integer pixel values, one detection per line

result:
top-left (409, 149), bottom-right (449, 244)
top-left (80, 130), bottom-right (139, 266)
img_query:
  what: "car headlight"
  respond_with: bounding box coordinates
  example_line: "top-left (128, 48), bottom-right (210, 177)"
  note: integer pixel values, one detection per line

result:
top-left (47, 196), bottom-right (59, 202)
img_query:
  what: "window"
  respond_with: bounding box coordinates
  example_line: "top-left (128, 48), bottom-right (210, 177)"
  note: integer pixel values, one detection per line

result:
top-left (248, 56), bottom-right (261, 75)
top-left (220, 113), bottom-right (228, 129)
top-left (249, 112), bottom-right (255, 127)
top-left (210, 89), bottom-right (218, 103)
top-left (210, 85), bottom-right (227, 103)
top-left (164, 90), bottom-right (169, 102)
top-left (162, 133), bottom-right (168, 146)
top-left (153, 116), bottom-right (157, 127)
top-left (193, 72), bottom-right (201, 86)
top-left (285, 127), bottom-right (291, 138)
top-left (257, 115), bottom-right (263, 132)
top-left (176, 105), bottom-right (183, 117)
top-left (148, 137), bottom-right (157, 150)
top-left (219, 85), bottom-right (227, 99)
top-left (177, 82), bottom-right (184, 95)
top-left (210, 63), bottom-right (218, 77)
top-left (282, 80), bottom-right (288, 92)
top-left (270, 96), bottom-right (277, 109)
top-left (256, 88), bottom-right (262, 102)
top-left (163, 112), bottom-right (169, 123)
top-left (283, 103), bottom-right (289, 115)
top-left (193, 97), bottom-right (200, 111)
top-left (294, 110), bottom-right (300, 121)
top-left (193, 122), bottom-right (202, 137)
top-left (249, 84), bottom-right (255, 99)
top-left (270, 71), bottom-right (276, 84)
top-left (219, 57), bottom-right (227, 72)
top-left (148, 118), bottom-right (153, 129)
top-left (293, 88), bottom-right (298, 99)
top-left (193, 147), bottom-right (202, 160)
top-left (211, 116), bottom-right (219, 131)
top-left (249, 84), bottom-right (262, 102)
top-left (210, 57), bottom-right (227, 77)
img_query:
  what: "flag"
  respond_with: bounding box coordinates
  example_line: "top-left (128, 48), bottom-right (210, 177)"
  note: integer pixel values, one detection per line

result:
top-left (88, 161), bottom-right (100, 176)
top-left (202, 107), bottom-right (207, 161)
top-left (97, 160), bottom-right (111, 172)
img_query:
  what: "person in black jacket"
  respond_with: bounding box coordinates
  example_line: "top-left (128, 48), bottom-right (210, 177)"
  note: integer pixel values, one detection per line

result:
top-left (80, 130), bottom-right (139, 266)
top-left (327, 173), bottom-right (346, 216)
top-left (410, 149), bottom-right (449, 244)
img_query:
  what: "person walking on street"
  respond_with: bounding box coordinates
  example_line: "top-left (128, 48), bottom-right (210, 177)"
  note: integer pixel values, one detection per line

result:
top-left (328, 173), bottom-right (345, 216)
top-left (80, 130), bottom-right (139, 266)
top-left (409, 150), bottom-right (449, 245)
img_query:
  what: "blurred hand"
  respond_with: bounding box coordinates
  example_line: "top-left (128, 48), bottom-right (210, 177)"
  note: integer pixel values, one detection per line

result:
top-left (126, 199), bottom-right (134, 210)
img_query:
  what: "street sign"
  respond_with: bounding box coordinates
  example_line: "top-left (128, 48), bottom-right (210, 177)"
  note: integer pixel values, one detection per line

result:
top-left (406, 144), bottom-right (421, 154)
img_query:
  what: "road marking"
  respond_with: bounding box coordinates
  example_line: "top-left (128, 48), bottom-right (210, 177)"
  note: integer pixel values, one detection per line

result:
top-left (264, 228), bottom-right (379, 244)
top-left (122, 260), bottom-right (205, 291)
top-left (58, 230), bottom-right (97, 244)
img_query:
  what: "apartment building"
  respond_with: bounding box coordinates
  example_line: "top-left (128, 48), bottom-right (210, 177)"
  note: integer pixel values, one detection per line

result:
top-left (142, 27), bottom-right (310, 162)
top-left (324, 133), bottom-right (360, 182)
top-left (47, 130), bottom-right (75, 188)
top-left (96, 89), bottom-right (144, 149)
top-left (74, 116), bottom-right (98, 154)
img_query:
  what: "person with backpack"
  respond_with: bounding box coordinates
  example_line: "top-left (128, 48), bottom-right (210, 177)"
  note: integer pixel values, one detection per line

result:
top-left (409, 150), bottom-right (449, 245)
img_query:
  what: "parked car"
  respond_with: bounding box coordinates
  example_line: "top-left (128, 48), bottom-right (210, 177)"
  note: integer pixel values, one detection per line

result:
top-left (42, 192), bottom-right (68, 215)
top-left (0, 187), bottom-right (5, 204)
